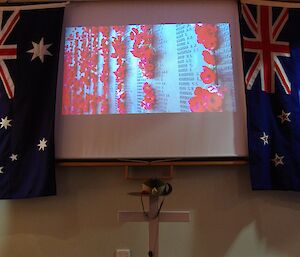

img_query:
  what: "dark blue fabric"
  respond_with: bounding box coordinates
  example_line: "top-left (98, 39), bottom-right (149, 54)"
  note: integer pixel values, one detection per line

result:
top-left (0, 6), bottom-right (64, 198)
top-left (240, 3), bottom-right (300, 190)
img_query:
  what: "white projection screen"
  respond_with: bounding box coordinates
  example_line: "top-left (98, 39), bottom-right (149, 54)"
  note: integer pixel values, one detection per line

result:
top-left (55, 0), bottom-right (248, 160)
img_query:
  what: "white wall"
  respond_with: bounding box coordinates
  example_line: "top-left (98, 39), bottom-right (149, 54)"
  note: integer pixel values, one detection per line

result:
top-left (1, 165), bottom-right (300, 257)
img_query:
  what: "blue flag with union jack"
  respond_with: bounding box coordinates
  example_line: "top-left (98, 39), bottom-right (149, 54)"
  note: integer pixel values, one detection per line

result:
top-left (0, 3), bottom-right (65, 199)
top-left (240, 0), bottom-right (300, 190)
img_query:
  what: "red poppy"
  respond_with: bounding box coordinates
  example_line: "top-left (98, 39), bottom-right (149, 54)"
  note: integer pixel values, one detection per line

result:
top-left (101, 100), bottom-right (109, 114)
top-left (195, 24), bottom-right (217, 38)
top-left (194, 86), bottom-right (206, 96)
top-left (117, 100), bottom-right (126, 113)
top-left (202, 50), bottom-right (216, 65)
top-left (130, 31), bottom-right (135, 40)
top-left (206, 92), bottom-right (223, 111)
top-left (195, 23), bottom-right (211, 32)
top-left (130, 25), bottom-right (155, 79)
top-left (99, 27), bottom-right (109, 35)
top-left (141, 25), bottom-right (152, 32)
top-left (143, 82), bottom-right (152, 93)
top-left (189, 96), bottom-right (206, 112)
top-left (111, 27), bottom-right (127, 113)
top-left (202, 36), bottom-right (218, 50)
top-left (144, 46), bottom-right (154, 59)
top-left (113, 26), bottom-right (126, 34)
top-left (195, 24), bottom-right (218, 50)
top-left (141, 82), bottom-right (156, 110)
top-left (189, 85), bottom-right (226, 112)
top-left (119, 91), bottom-right (126, 99)
top-left (141, 100), bottom-right (155, 110)
top-left (132, 27), bottom-right (139, 34)
top-left (200, 66), bottom-right (216, 84)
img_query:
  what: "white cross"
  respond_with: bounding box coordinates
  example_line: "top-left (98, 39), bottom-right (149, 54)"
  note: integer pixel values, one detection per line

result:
top-left (118, 194), bottom-right (190, 257)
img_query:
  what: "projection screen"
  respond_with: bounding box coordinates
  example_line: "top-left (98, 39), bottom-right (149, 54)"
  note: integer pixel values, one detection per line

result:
top-left (55, 0), bottom-right (248, 160)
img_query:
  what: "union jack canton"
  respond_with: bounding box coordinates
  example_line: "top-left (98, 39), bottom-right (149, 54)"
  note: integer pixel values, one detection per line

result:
top-left (0, 11), bottom-right (19, 99)
top-left (240, 0), bottom-right (300, 190)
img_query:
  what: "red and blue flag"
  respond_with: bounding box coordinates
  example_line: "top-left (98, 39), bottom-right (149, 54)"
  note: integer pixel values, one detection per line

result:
top-left (0, 3), bottom-right (65, 198)
top-left (240, 0), bottom-right (300, 190)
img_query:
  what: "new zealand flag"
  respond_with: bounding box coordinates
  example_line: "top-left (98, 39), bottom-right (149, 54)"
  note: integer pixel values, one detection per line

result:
top-left (0, 3), bottom-right (65, 198)
top-left (240, 1), bottom-right (300, 190)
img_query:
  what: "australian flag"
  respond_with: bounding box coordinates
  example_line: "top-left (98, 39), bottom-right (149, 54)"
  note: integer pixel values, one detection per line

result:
top-left (0, 3), bottom-right (65, 198)
top-left (240, 1), bottom-right (300, 190)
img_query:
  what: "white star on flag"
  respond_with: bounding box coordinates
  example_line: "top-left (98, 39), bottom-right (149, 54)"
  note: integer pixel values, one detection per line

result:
top-left (0, 116), bottom-right (12, 129)
top-left (278, 110), bottom-right (291, 124)
top-left (37, 138), bottom-right (47, 151)
top-left (272, 153), bottom-right (284, 167)
top-left (0, 167), bottom-right (3, 174)
top-left (9, 153), bottom-right (18, 161)
top-left (27, 38), bottom-right (52, 63)
top-left (260, 132), bottom-right (269, 145)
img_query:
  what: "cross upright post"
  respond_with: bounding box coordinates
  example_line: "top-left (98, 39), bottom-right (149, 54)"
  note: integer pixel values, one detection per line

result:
top-left (118, 193), bottom-right (190, 257)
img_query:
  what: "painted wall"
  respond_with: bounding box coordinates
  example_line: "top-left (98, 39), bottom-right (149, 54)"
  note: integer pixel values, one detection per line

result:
top-left (1, 165), bottom-right (300, 257)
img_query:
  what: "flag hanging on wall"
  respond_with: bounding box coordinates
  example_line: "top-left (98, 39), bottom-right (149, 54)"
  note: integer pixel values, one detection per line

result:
top-left (240, 0), bottom-right (300, 190)
top-left (0, 3), bottom-right (65, 199)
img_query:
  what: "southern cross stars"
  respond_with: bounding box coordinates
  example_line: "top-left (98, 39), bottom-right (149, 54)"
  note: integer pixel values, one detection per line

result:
top-left (37, 138), bottom-right (47, 151)
top-left (260, 132), bottom-right (269, 145)
top-left (272, 153), bottom-right (284, 167)
top-left (27, 38), bottom-right (52, 63)
top-left (10, 153), bottom-right (18, 161)
top-left (0, 116), bottom-right (12, 129)
top-left (278, 110), bottom-right (291, 124)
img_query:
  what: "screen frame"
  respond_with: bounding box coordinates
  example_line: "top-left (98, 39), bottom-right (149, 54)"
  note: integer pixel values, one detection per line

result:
top-left (55, 0), bottom-right (248, 161)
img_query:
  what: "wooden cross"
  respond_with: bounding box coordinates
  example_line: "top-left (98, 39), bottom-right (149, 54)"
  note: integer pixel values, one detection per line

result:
top-left (118, 193), bottom-right (190, 257)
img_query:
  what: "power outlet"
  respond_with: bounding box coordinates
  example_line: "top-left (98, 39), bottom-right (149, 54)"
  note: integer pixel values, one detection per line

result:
top-left (115, 249), bottom-right (130, 257)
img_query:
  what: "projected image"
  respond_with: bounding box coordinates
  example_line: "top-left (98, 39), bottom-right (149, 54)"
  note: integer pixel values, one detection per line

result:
top-left (62, 23), bottom-right (235, 114)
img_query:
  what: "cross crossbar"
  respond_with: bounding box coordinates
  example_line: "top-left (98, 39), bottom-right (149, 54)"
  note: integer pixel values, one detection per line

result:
top-left (118, 195), bottom-right (190, 257)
